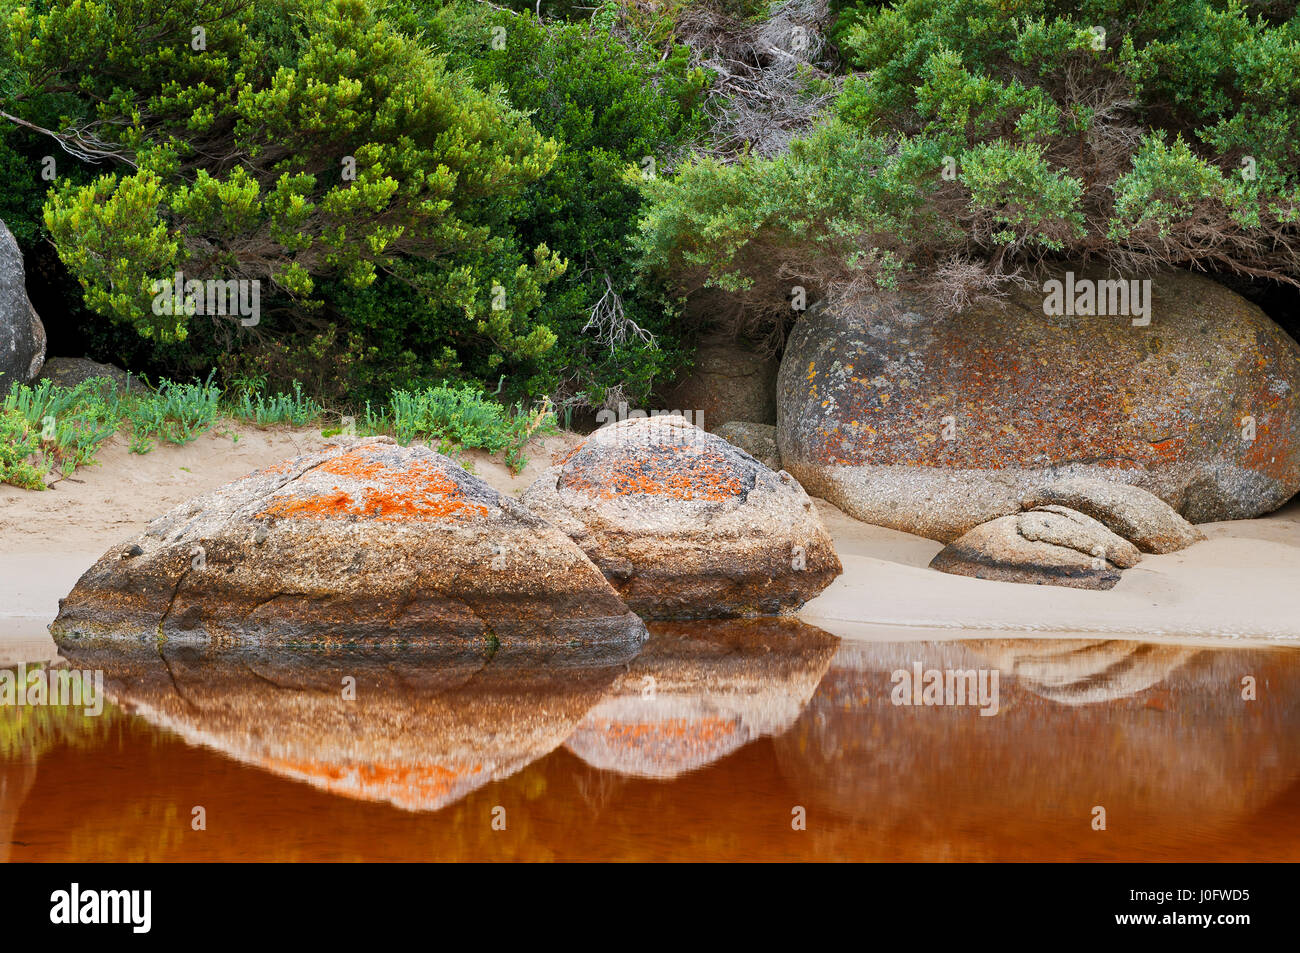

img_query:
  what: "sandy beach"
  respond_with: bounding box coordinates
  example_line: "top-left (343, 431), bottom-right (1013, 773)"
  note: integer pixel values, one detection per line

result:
top-left (2, 422), bottom-right (1298, 664)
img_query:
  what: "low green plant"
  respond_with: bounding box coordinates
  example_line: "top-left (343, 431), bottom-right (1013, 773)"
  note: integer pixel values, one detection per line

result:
top-left (125, 375), bottom-right (221, 452)
top-left (2, 374), bottom-right (548, 486)
top-left (2, 378), bottom-right (125, 483)
top-left (229, 382), bottom-right (324, 427)
top-left (0, 408), bottom-right (50, 489)
top-left (388, 382), bottom-right (556, 472)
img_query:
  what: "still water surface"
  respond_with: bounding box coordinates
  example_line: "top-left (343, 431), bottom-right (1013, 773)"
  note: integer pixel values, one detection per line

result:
top-left (3, 620), bottom-right (1299, 861)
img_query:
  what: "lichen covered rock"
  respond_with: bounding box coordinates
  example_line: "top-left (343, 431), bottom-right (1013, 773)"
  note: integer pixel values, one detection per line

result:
top-left (522, 415), bottom-right (841, 619)
top-left (778, 270), bottom-right (1300, 541)
top-left (52, 437), bottom-right (646, 646)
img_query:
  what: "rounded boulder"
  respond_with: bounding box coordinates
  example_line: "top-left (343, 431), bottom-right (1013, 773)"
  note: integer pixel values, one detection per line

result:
top-left (51, 437), bottom-right (646, 646)
top-left (778, 270), bottom-right (1300, 540)
top-left (521, 415), bottom-right (841, 619)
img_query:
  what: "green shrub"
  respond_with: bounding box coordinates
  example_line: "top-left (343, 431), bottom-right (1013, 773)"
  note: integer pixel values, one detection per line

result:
top-left (5, 0), bottom-right (705, 411)
top-left (9, 0), bottom-right (560, 349)
top-left (636, 0), bottom-right (1300, 326)
top-left (389, 382), bottom-right (555, 471)
top-left (0, 407), bottom-right (49, 489)
top-left (367, 1), bottom-right (708, 407)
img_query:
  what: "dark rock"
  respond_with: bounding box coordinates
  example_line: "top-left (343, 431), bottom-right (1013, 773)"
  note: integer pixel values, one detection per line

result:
top-left (716, 420), bottom-right (782, 472)
top-left (661, 344), bottom-right (778, 429)
top-left (0, 219), bottom-right (45, 389)
top-left (37, 357), bottom-right (141, 392)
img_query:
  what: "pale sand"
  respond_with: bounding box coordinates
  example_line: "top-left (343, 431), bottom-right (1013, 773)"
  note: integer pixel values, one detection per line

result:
top-left (800, 497), bottom-right (1300, 645)
top-left (1, 423), bottom-right (1297, 662)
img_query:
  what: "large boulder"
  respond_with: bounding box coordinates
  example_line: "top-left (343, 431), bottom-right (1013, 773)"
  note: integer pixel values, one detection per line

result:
top-left (521, 415), bottom-right (841, 619)
top-left (929, 506), bottom-right (1140, 590)
top-left (778, 269), bottom-right (1300, 541)
top-left (37, 356), bottom-right (140, 392)
top-left (661, 344), bottom-right (778, 429)
top-left (0, 220), bottom-right (45, 389)
top-left (51, 437), bottom-right (646, 646)
top-left (1021, 476), bottom-right (1204, 554)
top-left (715, 420), bottom-right (782, 472)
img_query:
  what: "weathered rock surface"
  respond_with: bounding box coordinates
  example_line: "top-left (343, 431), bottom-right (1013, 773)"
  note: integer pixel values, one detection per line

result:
top-left (521, 415), bottom-right (841, 619)
top-left (1022, 476), bottom-right (1205, 553)
top-left (716, 420), bottom-right (782, 471)
top-left (0, 219), bottom-right (45, 388)
top-left (1018, 505), bottom-right (1142, 568)
top-left (52, 437), bottom-right (646, 645)
top-left (37, 356), bottom-right (140, 392)
top-left (661, 344), bottom-right (778, 429)
top-left (929, 507), bottom-right (1137, 589)
top-left (778, 269), bottom-right (1300, 541)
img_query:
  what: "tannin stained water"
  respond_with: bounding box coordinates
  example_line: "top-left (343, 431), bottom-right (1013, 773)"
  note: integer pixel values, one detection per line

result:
top-left (3, 620), bottom-right (1299, 862)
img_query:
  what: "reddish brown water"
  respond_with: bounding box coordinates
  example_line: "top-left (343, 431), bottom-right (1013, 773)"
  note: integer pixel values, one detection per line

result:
top-left (4, 621), bottom-right (1300, 862)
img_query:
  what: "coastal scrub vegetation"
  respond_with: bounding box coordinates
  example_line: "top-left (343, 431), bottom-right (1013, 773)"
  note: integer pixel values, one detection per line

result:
top-left (2, 0), bottom-right (1299, 428)
top-left (635, 0), bottom-right (1300, 335)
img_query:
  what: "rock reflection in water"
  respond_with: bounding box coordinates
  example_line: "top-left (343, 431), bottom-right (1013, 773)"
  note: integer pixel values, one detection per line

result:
top-left (564, 619), bottom-right (838, 778)
top-left (58, 638), bottom-right (642, 812)
top-left (9, 628), bottom-right (1300, 860)
top-left (775, 639), bottom-right (1300, 857)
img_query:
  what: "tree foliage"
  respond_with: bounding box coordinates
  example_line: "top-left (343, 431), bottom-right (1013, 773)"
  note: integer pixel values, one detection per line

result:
top-left (635, 0), bottom-right (1300, 331)
top-left (1, 0), bottom-right (709, 409)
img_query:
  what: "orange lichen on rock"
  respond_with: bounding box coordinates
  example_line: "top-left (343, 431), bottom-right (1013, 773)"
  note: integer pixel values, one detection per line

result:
top-left (316, 452), bottom-right (391, 481)
top-left (590, 716), bottom-right (739, 746)
top-left (257, 447), bottom-right (490, 522)
top-left (259, 489), bottom-right (357, 520)
top-left (562, 447), bottom-right (747, 502)
top-left (264, 756), bottom-right (483, 804)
